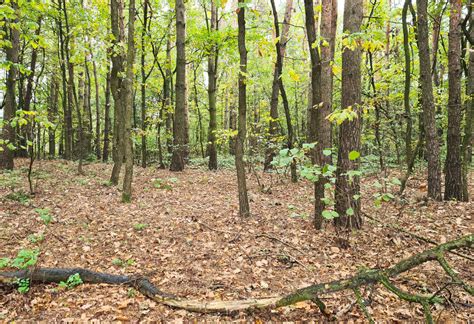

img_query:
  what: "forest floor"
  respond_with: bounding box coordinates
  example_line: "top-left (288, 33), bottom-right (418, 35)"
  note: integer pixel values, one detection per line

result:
top-left (0, 158), bottom-right (473, 322)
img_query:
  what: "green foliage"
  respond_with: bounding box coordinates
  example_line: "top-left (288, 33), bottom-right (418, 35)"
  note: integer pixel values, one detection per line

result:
top-left (27, 233), bottom-right (45, 244)
top-left (133, 223), bottom-right (148, 231)
top-left (15, 278), bottom-right (30, 294)
top-left (1, 249), bottom-right (39, 270)
top-left (5, 190), bottom-right (30, 204)
top-left (112, 258), bottom-right (136, 267)
top-left (58, 273), bottom-right (83, 290)
top-left (35, 208), bottom-right (52, 225)
top-left (152, 178), bottom-right (173, 190)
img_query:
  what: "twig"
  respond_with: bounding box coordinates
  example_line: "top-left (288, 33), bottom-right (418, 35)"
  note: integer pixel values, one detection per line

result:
top-left (256, 233), bottom-right (305, 254)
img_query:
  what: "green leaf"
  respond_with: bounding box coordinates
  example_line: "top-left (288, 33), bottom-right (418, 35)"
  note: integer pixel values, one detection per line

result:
top-left (323, 149), bottom-right (332, 156)
top-left (348, 150), bottom-right (360, 161)
top-left (346, 208), bottom-right (354, 216)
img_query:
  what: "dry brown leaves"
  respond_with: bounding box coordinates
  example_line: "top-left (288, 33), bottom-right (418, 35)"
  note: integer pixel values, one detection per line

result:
top-left (0, 159), bottom-right (473, 321)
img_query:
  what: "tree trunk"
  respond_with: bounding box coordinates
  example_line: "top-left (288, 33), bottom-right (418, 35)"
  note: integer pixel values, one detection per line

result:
top-left (48, 75), bottom-right (59, 157)
top-left (416, 0), bottom-right (442, 201)
top-left (122, 0), bottom-right (136, 202)
top-left (402, 0), bottom-right (413, 169)
top-left (170, 0), bottom-right (188, 171)
top-left (314, 0), bottom-right (337, 229)
top-left (140, 0), bottom-right (149, 168)
top-left (92, 58), bottom-right (101, 160)
top-left (235, 0), bottom-right (250, 217)
top-left (57, 2), bottom-right (73, 160)
top-left (444, 0), bottom-right (463, 201)
top-left (265, 0), bottom-right (294, 175)
top-left (110, 0), bottom-right (126, 184)
top-left (0, 0), bottom-right (20, 170)
top-left (334, 0), bottom-right (364, 230)
top-left (103, 70), bottom-right (111, 162)
top-left (461, 1), bottom-right (473, 201)
top-left (207, 0), bottom-right (219, 170)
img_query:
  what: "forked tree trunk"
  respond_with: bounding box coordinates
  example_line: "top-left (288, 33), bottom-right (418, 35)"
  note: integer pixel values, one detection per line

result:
top-left (334, 0), bottom-right (363, 229)
top-left (416, 0), bottom-right (442, 200)
top-left (170, 0), bottom-right (188, 171)
top-left (444, 0), bottom-right (463, 201)
top-left (235, 0), bottom-right (250, 217)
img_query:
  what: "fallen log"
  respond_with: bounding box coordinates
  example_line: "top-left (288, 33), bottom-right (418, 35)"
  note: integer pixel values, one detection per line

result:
top-left (1, 234), bottom-right (473, 320)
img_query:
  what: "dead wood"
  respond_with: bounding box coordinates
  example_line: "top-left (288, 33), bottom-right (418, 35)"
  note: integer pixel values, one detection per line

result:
top-left (1, 234), bottom-right (472, 319)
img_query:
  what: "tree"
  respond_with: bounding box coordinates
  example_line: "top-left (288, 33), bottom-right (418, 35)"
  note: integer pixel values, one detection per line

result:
top-left (235, 0), bottom-right (250, 217)
top-left (0, 0), bottom-right (20, 170)
top-left (416, 0), bottom-right (442, 201)
top-left (444, 0), bottom-right (463, 201)
top-left (110, 0), bottom-right (126, 185)
top-left (334, 0), bottom-right (364, 229)
top-left (122, 0), bottom-right (136, 202)
top-left (207, 0), bottom-right (219, 171)
top-left (314, 0), bottom-right (337, 229)
top-left (265, 0), bottom-right (295, 180)
top-left (170, 0), bottom-right (188, 171)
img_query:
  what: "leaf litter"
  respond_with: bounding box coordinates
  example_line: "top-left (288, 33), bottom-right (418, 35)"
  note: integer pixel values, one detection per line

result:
top-left (0, 159), bottom-right (472, 321)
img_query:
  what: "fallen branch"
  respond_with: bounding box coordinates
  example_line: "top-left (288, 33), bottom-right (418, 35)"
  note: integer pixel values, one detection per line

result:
top-left (1, 234), bottom-right (472, 318)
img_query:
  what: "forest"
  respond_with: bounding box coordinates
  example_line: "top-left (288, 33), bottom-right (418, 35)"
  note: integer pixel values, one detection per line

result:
top-left (0, 0), bottom-right (473, 321)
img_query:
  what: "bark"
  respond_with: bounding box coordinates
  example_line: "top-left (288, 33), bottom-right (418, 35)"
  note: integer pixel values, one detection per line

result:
top-left (122, 0), bottom-right (136, 202)
top-left (207, 0), bottom-right (219, 170)
top-left (416, 0), bottom-right (442, 200)
top-left (170, 0), bottom-right (188, 171)
top-left (17, 18), bottom-right (42, 158)
top-left (0, 0), bottom-right (20, 170)
top-left (110, 0), bottom-right (126, 185)
top-left (103, 70), bottom-right (111, 162)
top-left (84, 60), bottom-right (93, 155)
top-left (264, 0), bottom-right (294, 176)
top-left (402, 0), bottom-right (413, 168)
top-left (235, 0), bottom-right (250, 217)
top-left (92, 58), bottom-right (101, 160)
top-left (444, 0), bottom-right (463, 201)
top-left (2, 234), bottom-right (472, 317)
top-left (229, 88), bottom-right (237, 155)
top-left (334, 0), bottom-right (363, 229)
top-left (140, 0), bottom-right (149, 168)
top-left (48, 75), bottom-right (59, 157)
top-left (461, 1), bottom-right (473, 201)
top-left (314, 0), bottom-right (337, 229)
top-left (57, 2), bottom-right (72, 160)
top-left (165, 38), bottom-right (173, 155)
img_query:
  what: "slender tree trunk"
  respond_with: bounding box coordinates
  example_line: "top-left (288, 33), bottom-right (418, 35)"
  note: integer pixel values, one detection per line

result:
top-left (48, 75), bottom-right (59, 157)
top-left (314, 0), bottom-right (337, 229)
top-left (235, 0), bottom-right (250, 217)
top-left (461, 1), bottom-right (473, 201)
top-left (444, 0), bottom-right (463, 200)
top-left (229, 87), bottom-right (237, 156)
top-left (122, 0), bottom-right (136, 202)
top-left (92, 58), bottom-right (101, 160)
top-left (0, 0), bottom-right (20, 170)
top-left (417, 0), bottom-right (442, 200)
top-left (165, 38), bottom-right (173, 155)
top-left (207, 0), bottom-right (219, 170)
top-left (84, 60), bottom-right (93, 155)
top-left (402, 0), bottom-right (413, 168)
top-left (265, 0), bottom-right (294, 174)
top-left (110, 0), bottom-right (126, 184)
top-left (170, 0), bottom-right (188, 171)
top-left (57, 1), bottom-right (73, 160)
top-left (334, 0), bottom-right (364, 230)
top-left (103, 70), bottom-right (111, 162)
top-left (140, 0), bottom-right (149, 168)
